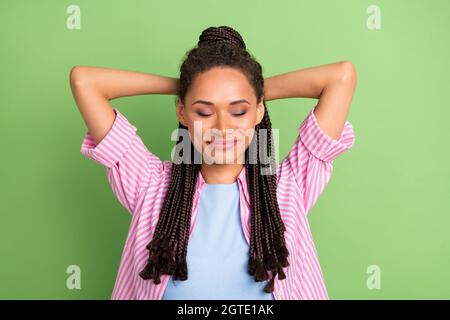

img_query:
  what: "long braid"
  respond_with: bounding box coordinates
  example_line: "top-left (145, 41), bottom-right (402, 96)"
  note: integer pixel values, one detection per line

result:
top-left (261, 114), bottom-right (290, 273)
top-left (252, 127), bottom-right (269, 282)
top-left (247, 145), bottom-right (258, 276)
top-left (174, 162), bottom-right (198, 280)
top-left (139, 25), bottom-right (290, 294)
top-left (259, 121), bottom-right (277, 267)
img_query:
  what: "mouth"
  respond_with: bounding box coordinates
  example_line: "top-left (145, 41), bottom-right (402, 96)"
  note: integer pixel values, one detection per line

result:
top-left (206, 138), bottom-right (238, 149)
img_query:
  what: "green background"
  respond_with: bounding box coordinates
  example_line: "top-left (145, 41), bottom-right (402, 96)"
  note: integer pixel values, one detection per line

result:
top-left (1, 0), bottom-right (449, 299)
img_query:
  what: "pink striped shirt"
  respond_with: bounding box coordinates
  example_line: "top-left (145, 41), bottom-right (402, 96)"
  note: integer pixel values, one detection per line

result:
top-left (80, 104), bottom-right (355, 300)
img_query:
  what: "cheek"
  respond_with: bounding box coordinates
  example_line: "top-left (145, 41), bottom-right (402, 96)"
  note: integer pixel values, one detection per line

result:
top-left (186, 124), bottom-right (213, 154)
top-left (188, 128), bottom-right (204, 151)
top-left (236, 118), bottom-right (258, 144)
top-left (186, 119), bottom-right (205, 141)
top-left (238, 112), bottom-right (258, 126)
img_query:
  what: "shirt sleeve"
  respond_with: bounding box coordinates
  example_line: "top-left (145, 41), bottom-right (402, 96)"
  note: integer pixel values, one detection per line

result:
top-left (80, 108), bottom-right (164, 215)
top-left (282, 104), bottom-right (355, 215)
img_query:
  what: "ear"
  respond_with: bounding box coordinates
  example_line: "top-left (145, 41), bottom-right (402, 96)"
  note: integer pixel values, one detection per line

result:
top-left (256, 96), bottom-right (265, 125)
top-left (176, 97), bottom-right (188, 126)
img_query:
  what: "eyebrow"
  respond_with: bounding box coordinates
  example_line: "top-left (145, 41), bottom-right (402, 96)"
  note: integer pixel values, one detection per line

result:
top-left (191, 99), bottom-right (250, 106)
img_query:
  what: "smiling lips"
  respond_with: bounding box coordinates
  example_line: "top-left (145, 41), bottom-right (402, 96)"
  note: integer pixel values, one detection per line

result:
top-left (207, 138), bottom-right (237, 149)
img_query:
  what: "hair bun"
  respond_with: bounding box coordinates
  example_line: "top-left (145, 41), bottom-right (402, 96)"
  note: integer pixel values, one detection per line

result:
top-left (198, 25), bottom-right (246, 49)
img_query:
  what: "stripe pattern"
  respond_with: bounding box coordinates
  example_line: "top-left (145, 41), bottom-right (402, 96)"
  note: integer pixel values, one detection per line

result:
top-left (80, 105), bottom-right (355, 300)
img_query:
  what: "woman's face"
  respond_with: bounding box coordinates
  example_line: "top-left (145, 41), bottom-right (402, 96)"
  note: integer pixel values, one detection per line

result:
top-left (176, 66), bottom-right (265, 165)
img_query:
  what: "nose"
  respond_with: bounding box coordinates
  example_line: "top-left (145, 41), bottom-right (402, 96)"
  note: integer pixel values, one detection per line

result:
top-left (214, 114), bottom-right (230, 138)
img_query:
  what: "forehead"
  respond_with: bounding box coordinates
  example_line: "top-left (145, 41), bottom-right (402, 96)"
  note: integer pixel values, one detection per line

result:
top-left (187, 67), bottom-right (255, 103)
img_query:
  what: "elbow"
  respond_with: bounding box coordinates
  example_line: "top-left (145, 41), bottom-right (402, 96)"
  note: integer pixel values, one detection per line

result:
top-left (69, 65), bottom-right (89, 88)
top-left (336, 61), bottom-right (357, 84)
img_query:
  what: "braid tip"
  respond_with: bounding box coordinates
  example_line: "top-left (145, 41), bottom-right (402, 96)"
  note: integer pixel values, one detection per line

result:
top-left (263, 276), bottom-right (275, 293)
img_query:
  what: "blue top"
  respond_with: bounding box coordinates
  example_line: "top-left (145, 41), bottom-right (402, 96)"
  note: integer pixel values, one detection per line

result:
top-left (161, 182), bottom-right (274, 300)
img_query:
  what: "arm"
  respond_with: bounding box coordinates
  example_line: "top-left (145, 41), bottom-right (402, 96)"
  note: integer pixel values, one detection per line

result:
top-left (70, 66), bottom-right (179, 215)
top-left (269, 62), bottom-right (357, 215)
top-left (69, 65), bottom-right (179, 144)
top-left (264, 61), bottom-right (357, 140)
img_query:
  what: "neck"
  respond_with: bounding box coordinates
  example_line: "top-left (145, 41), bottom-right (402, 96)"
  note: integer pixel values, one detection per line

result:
top-left (200, 163), bottom-right (244, 184)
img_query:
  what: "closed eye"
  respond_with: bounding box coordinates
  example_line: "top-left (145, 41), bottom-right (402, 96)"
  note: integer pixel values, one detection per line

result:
top-left (196, 112), bottom-right (247, 117)
top-left (196, 112), bottom-right (212, 117)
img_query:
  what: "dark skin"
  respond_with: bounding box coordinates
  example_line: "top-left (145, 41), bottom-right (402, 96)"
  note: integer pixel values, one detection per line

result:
top-left (176, 66), bottom-right (265, 184)
top-left (70, 61), bottom-right (356, 184)
top-left (176, 62), bottom-right (357, 184)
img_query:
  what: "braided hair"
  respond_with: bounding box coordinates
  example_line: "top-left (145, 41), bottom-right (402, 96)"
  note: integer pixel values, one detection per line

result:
top-left (139, 26), bottom-right (289, 294)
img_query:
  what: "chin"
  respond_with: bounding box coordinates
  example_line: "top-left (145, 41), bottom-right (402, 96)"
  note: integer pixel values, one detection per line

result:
top-left (192, 140), bottom-right (246, 165)
top-left (203, 148), bottom-right (245, 165)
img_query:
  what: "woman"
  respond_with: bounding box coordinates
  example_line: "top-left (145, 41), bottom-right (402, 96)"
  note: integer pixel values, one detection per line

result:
top-left (70, 26), bottom-right (356, 300)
